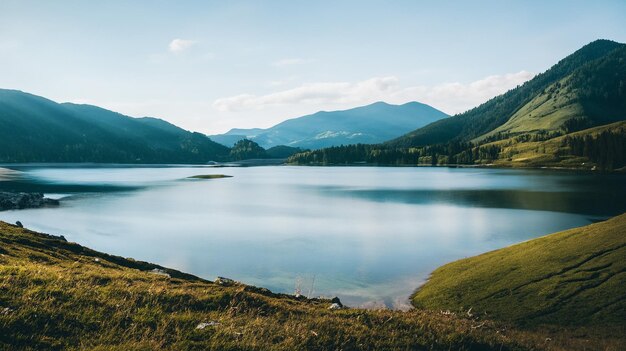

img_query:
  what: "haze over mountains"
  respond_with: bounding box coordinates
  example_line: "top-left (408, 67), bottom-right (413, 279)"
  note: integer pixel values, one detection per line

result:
top-left (209, 101), bottom-right (449, 149)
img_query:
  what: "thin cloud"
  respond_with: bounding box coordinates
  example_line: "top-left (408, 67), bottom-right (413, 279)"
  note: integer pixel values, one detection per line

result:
top-left (168, 38), bottom-right (197, 53)
top-left (272, 58), bottom-right (314, 67)
top-left (213, 77), bottom-right (397, 112)
top-left (393, 71), bottom-right (536, 114)
top-left (213, 71), bottom-right (535, 114)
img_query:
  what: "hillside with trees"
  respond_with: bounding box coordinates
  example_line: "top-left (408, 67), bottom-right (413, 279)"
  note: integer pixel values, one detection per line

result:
top-left (288, 40), bottom-right (626, 171)
top-left (0, 90), bottom-right (230, 163)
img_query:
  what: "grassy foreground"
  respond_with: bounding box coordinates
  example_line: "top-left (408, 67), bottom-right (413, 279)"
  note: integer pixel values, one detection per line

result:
top-left (0, 221), bottom-right (538, 351)
top-left (412, 213), bottom-right (626, 345)
top-left (1, 219), bottom-right (624, 350)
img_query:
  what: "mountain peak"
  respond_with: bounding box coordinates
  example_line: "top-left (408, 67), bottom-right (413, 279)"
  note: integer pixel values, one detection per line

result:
top-left (368, 101), bottom-right (391, 106)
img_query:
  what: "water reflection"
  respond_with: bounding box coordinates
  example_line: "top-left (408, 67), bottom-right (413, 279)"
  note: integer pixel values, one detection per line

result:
top-left (334, 188), bottom-right (626, 216)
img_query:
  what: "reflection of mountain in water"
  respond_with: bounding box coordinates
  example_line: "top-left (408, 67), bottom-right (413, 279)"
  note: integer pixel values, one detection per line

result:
top-left (337, 187), bottom-right (626, 217)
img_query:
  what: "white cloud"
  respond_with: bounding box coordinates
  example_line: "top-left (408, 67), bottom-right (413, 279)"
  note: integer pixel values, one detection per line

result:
top-left (391, 71), bottom-right (535, 114)
top-left (213, 71), bottom-right (534, 114)
top-left (168, 38), bottom-right (197, 53)
top-left (272, 58), bottom-right (314, 67)
top-left (213, 77), bottom-right (398, 112)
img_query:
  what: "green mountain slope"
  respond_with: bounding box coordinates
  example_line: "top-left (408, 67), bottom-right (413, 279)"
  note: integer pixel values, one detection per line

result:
top-left (478, 45), bottom-right (626, 141)
top-left (0, 90), bottom-right (230, 163)
top-left (387, 39), bottom-right (625, 148)
top-left (412, 213), bottom-right (626, 328)
top-left (485, 121), bottom-right (626, 170)
top-left (0, 221), bottom-right (542, 351)
top-left (210, 101), bottom-right (449, 149)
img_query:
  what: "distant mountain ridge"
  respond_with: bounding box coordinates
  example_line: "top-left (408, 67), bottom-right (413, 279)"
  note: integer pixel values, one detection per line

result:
top-left (0, 89), bottom-right (230, 163)
top-left (209, 101), bottom-right (449, 149)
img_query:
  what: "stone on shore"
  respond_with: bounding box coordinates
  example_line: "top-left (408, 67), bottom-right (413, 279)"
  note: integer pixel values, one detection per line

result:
top-left (0, 192), bottom-right (60, 211)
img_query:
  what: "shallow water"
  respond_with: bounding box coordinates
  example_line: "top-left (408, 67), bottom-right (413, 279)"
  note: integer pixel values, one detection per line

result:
top-left (1, 165), bottom-right (625, 309)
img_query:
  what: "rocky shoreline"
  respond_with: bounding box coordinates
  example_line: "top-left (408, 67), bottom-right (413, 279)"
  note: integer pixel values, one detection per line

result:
top-left (0, 192), bottom-right (60, 211)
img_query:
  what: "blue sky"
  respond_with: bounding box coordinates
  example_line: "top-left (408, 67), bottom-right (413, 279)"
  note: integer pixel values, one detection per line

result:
top-left (1, 0), bottom-right (625, 134)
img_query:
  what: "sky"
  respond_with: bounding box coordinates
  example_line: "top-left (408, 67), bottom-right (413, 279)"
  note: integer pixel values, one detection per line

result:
top-left (1, 0), bottom-right (625, 134)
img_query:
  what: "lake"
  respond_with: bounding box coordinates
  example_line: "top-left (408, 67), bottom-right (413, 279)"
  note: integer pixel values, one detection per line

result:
top-left (1, 165), bottom-right (625, 309)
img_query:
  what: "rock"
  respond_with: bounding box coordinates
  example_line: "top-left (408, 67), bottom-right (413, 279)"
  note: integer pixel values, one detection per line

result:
top-left (149, 268), bottom-right (171, 278)
top-left (15, 221), bottom-right (23, 228)
top-left (44, 198), bottom-right (60, 206)
top-left (196, 321), bottom-right (219, 329)
top-left (215, 276), bottom-right (235, 286)
top-left (328, 303), bottom-right (342, 310)
top-left (331, 297), bottom-right (343, 307)
top-left (0, 192), bottom-right (60, 211)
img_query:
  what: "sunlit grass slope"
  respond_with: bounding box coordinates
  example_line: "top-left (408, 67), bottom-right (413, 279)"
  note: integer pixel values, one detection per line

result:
top-left (487, 120), bottom-right (626, 168)
top-left (412, 213), bottom-right (626, 329)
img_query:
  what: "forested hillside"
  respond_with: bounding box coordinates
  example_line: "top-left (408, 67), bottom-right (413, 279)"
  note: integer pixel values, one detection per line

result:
top-left (0, 90), bottom-right (230, 163)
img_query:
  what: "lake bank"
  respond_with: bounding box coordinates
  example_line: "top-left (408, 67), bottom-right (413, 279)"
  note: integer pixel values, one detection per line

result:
top-left (0, 220), bottom-right (527, 350)
top-left (2, 216), bottom-right (624, 350)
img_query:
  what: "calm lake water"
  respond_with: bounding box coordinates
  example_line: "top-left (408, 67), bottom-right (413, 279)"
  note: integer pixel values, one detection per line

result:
top-left (1, 165), bottom-right (625, 309)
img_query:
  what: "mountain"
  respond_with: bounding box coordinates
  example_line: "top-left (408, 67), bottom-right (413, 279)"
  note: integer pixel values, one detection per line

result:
top-left (209, 101), bottom-right (449, 149)
top-left (229, 139), bottom-right (268, 160)
top-left (412, 212), bottom-right (626, 329)
top-left (387, 39), bottom-right (626, 148)
top-left (0, 89), bottom-right (230, 163)
top-left (265, 145), bottom-right (303, 159)
top-left (477, 43), bottom-right (626, 141)
top-left (209, 128), bottom-right (265, 147)
top-left (288, 40), bottom-right (626, 170)
top-left (226, 139), bottom-right (303, 161)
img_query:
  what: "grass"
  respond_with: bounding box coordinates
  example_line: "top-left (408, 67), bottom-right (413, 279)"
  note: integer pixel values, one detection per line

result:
top-left (1, 218), bottom-right (624, 350)
top-left (412, 213), bottom-right (626, 338)
top-left (187, 174), bottom-right (233, 179)
top-left (0, 221), bottom-right (539, 351)
top-left (477, 76), bottom-right (586, 142)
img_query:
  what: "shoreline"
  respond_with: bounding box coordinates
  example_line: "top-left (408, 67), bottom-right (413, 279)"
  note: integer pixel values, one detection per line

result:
top-left (1, 216), bottom-right (623, 349)
top-left (0, 192), bottom-right (60, 211)
top-left (0, 214), bottom-right (613, 312)
top-left (4, 161), bottom-right (626, 173)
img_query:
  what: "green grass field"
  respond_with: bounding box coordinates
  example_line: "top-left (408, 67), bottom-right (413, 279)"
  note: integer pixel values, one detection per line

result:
top-left (412, 213), bottom-right (626, 331)
top-left (476, 77), bottom-right (586, 142)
